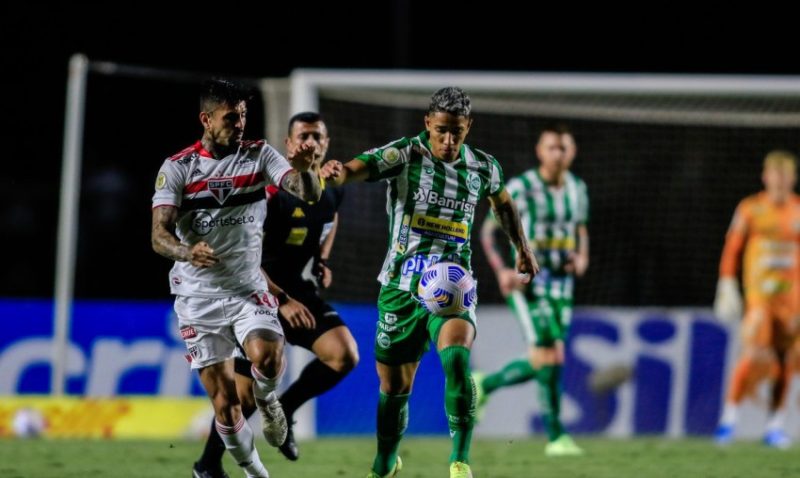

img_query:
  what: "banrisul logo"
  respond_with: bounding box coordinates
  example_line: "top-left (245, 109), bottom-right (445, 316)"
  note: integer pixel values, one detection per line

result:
top-left (208, 178), bottom-right (234, 204)
top-left (413, 188), bottom-right (475, 214)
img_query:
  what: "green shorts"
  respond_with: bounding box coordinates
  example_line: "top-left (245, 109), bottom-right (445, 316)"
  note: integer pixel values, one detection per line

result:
top-left (374, 286), bottom-right (476, 365)
top-left (507, 289), bottom-right (572, 347)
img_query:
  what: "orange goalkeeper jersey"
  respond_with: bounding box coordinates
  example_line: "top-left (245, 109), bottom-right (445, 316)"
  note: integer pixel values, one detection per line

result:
top-left (720, 192), bottom-right (800, 312)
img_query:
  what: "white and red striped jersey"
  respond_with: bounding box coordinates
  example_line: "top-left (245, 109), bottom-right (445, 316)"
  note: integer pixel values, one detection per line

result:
top-left (152, 140), bottom-right (293, 297)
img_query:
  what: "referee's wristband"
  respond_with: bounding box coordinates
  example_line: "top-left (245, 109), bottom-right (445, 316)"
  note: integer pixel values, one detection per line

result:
top-left (276, 292), bottom-right (290, 306)
top-left (318, 258), bottom-right (331, 270)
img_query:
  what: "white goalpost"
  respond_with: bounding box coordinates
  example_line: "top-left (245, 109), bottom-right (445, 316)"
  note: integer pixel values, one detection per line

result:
top-left (286, 68), bottom-right (800, 118)
top-left (53, 54), bottom-right (89, 395)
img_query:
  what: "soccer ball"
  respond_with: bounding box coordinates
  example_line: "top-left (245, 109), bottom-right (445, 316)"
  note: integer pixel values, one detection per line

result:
top-left (12, 407), bottom-right (45, 438)
top-left (417, 262), bottom-right (477, 316)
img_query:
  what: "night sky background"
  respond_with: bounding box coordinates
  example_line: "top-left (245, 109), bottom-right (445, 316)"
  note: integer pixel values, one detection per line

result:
top-left (3, 2), bottom-right (798, 301)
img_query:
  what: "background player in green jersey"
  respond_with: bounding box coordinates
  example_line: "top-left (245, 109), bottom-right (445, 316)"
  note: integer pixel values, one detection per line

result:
top-left (325, 87), bottom-right (538, 478)
top-left (477, 125), bottom-right (589, 457)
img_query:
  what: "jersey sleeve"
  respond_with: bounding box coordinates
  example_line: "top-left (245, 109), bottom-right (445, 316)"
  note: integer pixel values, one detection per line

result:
top-left (485, 154), bottom-right (505, 198)
top-left (505, 177), bottom-right (525, 210)
top-left (260, 143), bottom-right (295, 188)
top-left (719, 199), bottom-right (750, 278)
top-left (353, 137), bottom-right (411, 182)
top-left (152, 159), bottom-right (187, 208)
top-left (576, 178), bottom-right (590, 225)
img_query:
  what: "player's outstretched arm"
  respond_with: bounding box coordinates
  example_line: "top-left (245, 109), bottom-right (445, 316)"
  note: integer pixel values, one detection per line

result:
top-left (151, 206), bottom-right (218, 267)
top-left (488, 189), bottom-right (539, 282)
top-left (321, 159), bottom-right (369, 186)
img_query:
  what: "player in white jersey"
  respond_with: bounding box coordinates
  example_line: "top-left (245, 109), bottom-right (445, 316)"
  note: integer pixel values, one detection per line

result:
top-left (151, 79), bottom-right (325, 478)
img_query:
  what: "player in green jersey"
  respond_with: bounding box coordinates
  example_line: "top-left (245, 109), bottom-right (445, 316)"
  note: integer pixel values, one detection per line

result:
top-left (476, 125), bottom-right (589, 457)
top-left (324, 87), bottom-right (538, 478)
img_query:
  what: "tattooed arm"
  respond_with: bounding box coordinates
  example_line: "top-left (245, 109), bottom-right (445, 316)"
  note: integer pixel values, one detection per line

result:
top-left (282, 142), bottom-right (322, 202)
top-left (487, 189), bottom-right (539, 281)
top-left (282, 168), bottom-right (322, 202)
top-left (151, 206), bottom-right (218, 267)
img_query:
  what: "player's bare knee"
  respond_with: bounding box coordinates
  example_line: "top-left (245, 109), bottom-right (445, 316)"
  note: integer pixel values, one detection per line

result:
top-left (325, 344), bottom-right (360, 374)
top-left (377, 362), bottom-right (417, 394)
top-left (380, 380), bottom-right (413, 395)
top-left (343, 345), bottom-right (360, 372)
top-left (244, 329), bottom-right (285, 376)
top-left (254, 349), bottom-right (284, 378)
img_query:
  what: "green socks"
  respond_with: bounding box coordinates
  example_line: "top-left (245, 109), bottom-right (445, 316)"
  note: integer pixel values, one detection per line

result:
top-left (372, 392), bottom-right (409, 475)
top-left (440, 345), bottom-right (475, 464)
top-left (538, 365), bottom-right (564, 441)
top-left (482, 358), bottom-right (537, 395)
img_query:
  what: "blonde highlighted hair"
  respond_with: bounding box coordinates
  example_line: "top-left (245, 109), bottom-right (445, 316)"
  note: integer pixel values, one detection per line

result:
top-left (763, 150), bottom-right (798, 172)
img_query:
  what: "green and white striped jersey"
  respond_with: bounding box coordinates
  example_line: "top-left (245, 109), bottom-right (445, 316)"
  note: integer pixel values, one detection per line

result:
top-left (356, 131), bottom-right (505, 292)
top-left (507, 169), bottom-right (589, 280)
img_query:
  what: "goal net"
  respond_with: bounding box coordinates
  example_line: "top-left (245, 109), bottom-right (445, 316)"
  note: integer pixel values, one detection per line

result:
top-left (270, 71), bottom-right (800, 306)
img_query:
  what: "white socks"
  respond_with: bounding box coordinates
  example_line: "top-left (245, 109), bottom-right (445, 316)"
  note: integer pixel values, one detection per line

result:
top-left (767, 409), bottom-right (787, 432)
top-left (215, 416), bottom-right (269, 478)
top-left (720, 402), bottom-right (738, 426)
top-left (251, 364), bottom-right (281, 402)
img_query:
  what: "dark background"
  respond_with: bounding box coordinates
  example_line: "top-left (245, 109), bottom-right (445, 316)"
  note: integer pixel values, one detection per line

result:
top-left (3, 2), bottom-right (798, 303)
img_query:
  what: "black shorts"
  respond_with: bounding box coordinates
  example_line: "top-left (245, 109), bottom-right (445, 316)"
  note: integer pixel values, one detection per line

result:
top-left (233, 291), bottom-right (344, 378)
top-left (280, 290), bottom-right (344, 349)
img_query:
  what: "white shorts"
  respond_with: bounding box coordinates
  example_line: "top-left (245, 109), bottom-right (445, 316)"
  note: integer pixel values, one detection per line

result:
top-left (174, 291), bottom-right (284, 369)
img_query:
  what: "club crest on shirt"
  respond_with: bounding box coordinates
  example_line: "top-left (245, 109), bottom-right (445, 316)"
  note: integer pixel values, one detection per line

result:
top-left (207, 178), bottom-right (234, 204)
top-left (467, 172), bottom-right (481, 193)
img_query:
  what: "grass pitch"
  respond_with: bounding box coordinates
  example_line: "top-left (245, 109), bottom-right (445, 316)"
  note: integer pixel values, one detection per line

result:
top-left (0, 436), bottom-right (797, 477)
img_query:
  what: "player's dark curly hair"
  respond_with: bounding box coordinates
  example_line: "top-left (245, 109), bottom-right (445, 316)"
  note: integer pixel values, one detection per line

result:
top-left (428, 86), bottom-right (471, 117)
top-left (200, 78), bottom-right (252, 113)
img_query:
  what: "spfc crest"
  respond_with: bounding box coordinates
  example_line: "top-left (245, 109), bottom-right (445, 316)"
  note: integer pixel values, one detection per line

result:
top-left (207, 178), bottom-right (234, 204)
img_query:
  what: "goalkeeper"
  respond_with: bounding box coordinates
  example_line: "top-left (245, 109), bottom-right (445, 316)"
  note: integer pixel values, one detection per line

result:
top-left (714, 150), bottom-right (800, 449)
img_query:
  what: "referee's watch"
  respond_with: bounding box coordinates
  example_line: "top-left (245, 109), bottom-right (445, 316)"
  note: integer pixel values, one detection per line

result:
top-left (276, 291), bottom-right (290, 306)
